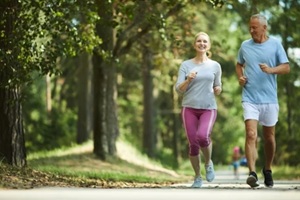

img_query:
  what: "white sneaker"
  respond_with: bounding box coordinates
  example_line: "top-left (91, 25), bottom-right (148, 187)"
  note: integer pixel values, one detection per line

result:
top-left (205, 161), bottom-right (215, 182)
top-left (191, 176), bottom-right (202, 188)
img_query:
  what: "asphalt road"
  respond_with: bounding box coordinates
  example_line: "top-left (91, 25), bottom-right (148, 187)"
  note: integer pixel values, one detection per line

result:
top-left (1, 169), bottom-right (300, 200)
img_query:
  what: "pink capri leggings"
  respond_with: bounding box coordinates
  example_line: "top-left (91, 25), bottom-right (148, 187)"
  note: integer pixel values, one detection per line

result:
top-left (181, 107), bottom-right (217, 156)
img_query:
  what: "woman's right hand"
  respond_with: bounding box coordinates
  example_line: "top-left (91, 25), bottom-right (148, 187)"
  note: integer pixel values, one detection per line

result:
top-left (187, 72), bottom-right (197, 82)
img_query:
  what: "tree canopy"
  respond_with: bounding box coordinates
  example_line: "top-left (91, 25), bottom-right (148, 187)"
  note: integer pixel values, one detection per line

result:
top-left (1, 0), bottom-right (300, 167)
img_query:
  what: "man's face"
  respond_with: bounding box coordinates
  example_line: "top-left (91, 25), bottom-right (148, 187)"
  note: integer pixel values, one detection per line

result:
top-left (249, 18), bottom-right (266, 43)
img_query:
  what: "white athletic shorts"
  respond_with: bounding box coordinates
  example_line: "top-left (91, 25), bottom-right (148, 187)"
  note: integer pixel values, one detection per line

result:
top-left (242, 102), bottom-right (279, 126)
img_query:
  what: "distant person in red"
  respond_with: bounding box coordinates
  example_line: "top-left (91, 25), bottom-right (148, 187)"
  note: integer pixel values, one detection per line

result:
top-left (232, 146), bottom-right (241, 179)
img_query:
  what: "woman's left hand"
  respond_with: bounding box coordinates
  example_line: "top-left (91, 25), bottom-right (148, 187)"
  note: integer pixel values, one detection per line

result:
top-left (213, 86), bottom-right (222, 95)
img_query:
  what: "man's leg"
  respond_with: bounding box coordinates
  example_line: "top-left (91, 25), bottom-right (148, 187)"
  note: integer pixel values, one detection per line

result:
top-left (245, 119), bottom-right (258, 172)
top-left (245, 119), bottom-right (260, 187)
top-left (262, 125), bottom-right (275, 187)
top-left (262, 126), bottom-right (276, 170)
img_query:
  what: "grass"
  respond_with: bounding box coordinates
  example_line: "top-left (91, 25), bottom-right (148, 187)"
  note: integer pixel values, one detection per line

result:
top-left (1, 140), bottom-right (299, 189)
top-left (271, 165), bottom-right (300, 180)
top-left (28, 152), bottom-right (181, 183)
top-left (0, 140), bottom-right (190, 189)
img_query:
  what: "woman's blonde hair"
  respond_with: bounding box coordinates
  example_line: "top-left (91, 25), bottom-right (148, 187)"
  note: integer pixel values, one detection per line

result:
top-left (194, 32), bottom-right (210, 43)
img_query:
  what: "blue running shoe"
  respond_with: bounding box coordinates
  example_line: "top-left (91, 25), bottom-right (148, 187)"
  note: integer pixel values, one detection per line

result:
top-left (205, 161), bottom-right (215, 182)
top-left (191, 176), bottom-right (202, 188)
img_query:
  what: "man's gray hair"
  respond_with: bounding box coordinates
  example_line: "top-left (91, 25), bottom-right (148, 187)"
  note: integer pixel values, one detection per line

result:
top-left (251, 14), bottom-right (268, 26)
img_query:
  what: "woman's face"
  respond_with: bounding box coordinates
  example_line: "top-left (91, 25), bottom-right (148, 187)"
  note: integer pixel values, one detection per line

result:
top-left (194, 34), bottom-right (210, 53)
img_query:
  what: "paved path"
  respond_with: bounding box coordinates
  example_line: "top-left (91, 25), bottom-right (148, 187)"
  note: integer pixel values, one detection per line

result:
top-left (172, 168), bottom-right (300, 190)
top-left (1, 169), bottom-right (300, 200)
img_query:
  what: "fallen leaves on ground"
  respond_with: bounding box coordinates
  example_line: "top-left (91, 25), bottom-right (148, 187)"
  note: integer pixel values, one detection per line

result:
top-left (0, 164), bottom-right (174, 189)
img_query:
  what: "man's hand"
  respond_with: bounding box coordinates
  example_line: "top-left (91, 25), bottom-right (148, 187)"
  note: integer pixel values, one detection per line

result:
top-left (238, 76), bottom-right (247, 86)
top-left (259, 63), bottom-right (273, 74)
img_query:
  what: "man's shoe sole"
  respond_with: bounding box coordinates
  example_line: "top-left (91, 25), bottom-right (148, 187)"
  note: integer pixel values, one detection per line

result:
top-left (246, 176), bottom-right (259, 188)
top-left (264, 184), bottom-right (273, 188)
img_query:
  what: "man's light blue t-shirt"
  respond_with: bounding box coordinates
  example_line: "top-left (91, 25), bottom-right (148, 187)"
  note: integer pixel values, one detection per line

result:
top-left (237, 37), bottom-right (289, 104)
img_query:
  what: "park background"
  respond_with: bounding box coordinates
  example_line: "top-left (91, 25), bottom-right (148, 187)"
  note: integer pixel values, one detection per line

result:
top-left (0, 0), bottom-right (299, 188)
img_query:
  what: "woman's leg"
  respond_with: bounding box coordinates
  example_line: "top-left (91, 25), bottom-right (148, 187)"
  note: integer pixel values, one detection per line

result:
top-left (181, 108), bottom-right (201, 177)
top-left (199, 109), bottom-right (217, 165)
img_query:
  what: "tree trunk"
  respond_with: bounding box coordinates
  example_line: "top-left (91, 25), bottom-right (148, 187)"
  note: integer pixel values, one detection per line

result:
top-left (0, 0), bottom-right (26, 167)
top-left (77, 53), bottom-right (93, 144)
top-left (93, 0), bottom-right (118, 159)
top-left (142, 46), bottom-right (156, 158)
top-left (0, 87), bottom-right (26, 167)
top-left (171, 86), bottom-right (180, 168)
top-left (93, 54), bottom-right (106, 159)
top-left (105, 60), bottom-right (118, 155)
top-left (46, 74), bottom-right (52, 112)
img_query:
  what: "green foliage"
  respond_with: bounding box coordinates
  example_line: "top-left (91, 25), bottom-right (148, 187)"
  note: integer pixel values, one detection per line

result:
top-left (16, 0), bottom-right (300, 168)
top-left (0, 0), bottom-right (101, 88)
top-left (23, 75), bottom-right (77, 153)
top-left (114, 1), bottom-right (247, 167)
